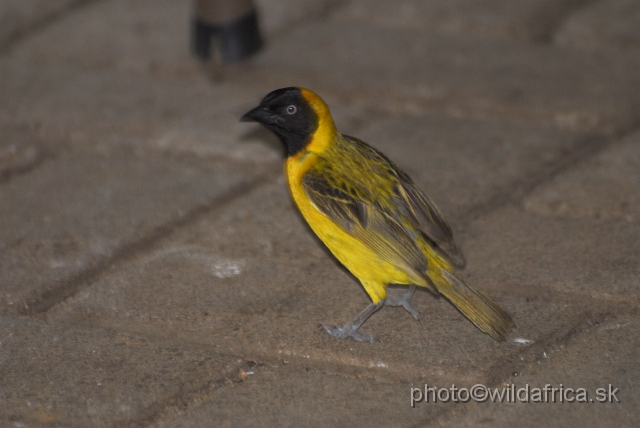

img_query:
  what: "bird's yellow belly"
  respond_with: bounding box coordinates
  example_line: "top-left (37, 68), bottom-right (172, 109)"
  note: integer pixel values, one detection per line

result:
top-left (288, 176), bottom-right (411, 303)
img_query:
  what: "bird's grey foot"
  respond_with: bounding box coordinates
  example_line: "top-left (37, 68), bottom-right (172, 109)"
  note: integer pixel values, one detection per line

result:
top-left (321, 301), bottom-right (383, 343)
top-left (321, 323), bottom-right (378, 343)
top-left (384, 285), bottom-right (419, 320)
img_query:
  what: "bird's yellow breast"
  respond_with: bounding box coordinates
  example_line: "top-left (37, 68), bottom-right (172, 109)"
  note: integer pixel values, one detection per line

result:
top-left (285, 144), bottom-right (412, 304)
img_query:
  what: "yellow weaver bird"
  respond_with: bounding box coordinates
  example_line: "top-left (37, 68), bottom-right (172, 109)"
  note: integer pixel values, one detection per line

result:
top-left (241, 87), bottom-right (512, 343)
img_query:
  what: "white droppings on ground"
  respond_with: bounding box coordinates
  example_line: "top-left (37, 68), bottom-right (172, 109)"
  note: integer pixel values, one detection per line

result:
top-left (513, 337), bottom-right (534, 345)
top-left (211, 259), bottom-right (242, 278)
top-left (50, 259), bottom-right (67, 268)
top-left (141, 246), bottom-right (245, 279)
top-left (599, 322), bottom-right (628, 331)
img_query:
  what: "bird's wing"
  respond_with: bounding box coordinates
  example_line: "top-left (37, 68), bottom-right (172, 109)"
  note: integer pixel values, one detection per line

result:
top-left (344, 135), bottom-right (465, 267)
top-left (394, 172), bottom-right (465, 267)
top-left (302, 169), bottom-right (430, 282)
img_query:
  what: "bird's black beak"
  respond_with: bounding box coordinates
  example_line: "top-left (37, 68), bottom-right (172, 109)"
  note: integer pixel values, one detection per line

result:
top-left (240, 105), bottom-right (272, 123)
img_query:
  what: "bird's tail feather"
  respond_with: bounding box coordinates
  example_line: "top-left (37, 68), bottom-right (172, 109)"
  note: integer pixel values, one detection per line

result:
top-left (427, 268), bottom-right (513, 341)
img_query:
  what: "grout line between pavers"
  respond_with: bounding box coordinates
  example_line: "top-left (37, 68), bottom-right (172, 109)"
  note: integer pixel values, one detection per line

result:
top-left (127, 358), bottom-right (448, 427)
top-left (529, 0), bottom-right (599, 44)
top-left (123, 360), bottom-right (268, 428)
top-left (0, 150), bottom-right (54, 185)
top-left (462, 133), bottom-right (610, 222)
top-left (0, 0), bottom-right (107, 55)
top-left (19, 169), bottom-right (279, 317)
top-left (461, 116), bottom-right (640, 223)
top-left (485, 312), bottom-right (617, 386)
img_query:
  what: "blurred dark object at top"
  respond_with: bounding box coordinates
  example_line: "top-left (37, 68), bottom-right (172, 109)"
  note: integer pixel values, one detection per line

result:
top-left (191, 0), bottom-right (263, 62)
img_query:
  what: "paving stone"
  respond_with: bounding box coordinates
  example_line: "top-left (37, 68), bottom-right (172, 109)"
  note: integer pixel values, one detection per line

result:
top-left (246, 21), bottom-right (639, 135)
top-left (0, 145), bottom-right (268, 314)
top-left (0, 316), bottom-right (248, 427)
top-left (351, 113), bottom-right (585, 217)
top-left (336, 0), bottom-right (593, 42)
top-left (154, 366), bottom-right (445, 428)
top-left (47, 183), bottom-right (626, 387)
top-left (0, 0), bottom-right (78, 49)
top-left (555, 0), bottom-right (640, 51)
top-left (439, 316), bottom-right (640, 427)
top-left (524, 131), bottom-right (640, 223)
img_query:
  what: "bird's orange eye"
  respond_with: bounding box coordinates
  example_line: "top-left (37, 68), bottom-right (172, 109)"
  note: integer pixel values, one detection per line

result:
top-left (286, 105), bottom-right (297, 115)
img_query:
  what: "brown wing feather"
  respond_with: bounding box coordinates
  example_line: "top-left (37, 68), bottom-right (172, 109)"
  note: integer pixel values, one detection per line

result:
top-left (397, 175), bottom-right (465, 267)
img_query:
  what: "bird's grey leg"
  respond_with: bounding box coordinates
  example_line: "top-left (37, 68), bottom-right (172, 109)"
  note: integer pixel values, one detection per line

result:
top-left (384, 285), bottom-right (419, 320)
top-left (322, 301), bottom-right (384, 343)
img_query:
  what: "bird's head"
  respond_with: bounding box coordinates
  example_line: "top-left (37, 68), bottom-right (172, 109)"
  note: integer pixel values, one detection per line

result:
top-left (241, 87), bottom-right (335, 157)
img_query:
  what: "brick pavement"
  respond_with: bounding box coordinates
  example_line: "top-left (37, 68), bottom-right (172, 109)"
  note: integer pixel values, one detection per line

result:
top-left (1, 0), bottom-right (639, 426)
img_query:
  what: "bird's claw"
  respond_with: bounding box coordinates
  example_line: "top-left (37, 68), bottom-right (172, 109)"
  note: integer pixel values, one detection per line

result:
top-left (384, 287), bottom-right (420, 320)
top-left (321, 324), bottom-right (379, 343)
top-left (403, 303), bottom-right (420, 321)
